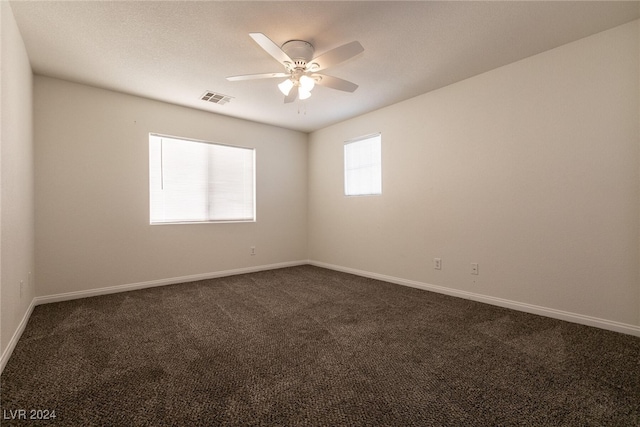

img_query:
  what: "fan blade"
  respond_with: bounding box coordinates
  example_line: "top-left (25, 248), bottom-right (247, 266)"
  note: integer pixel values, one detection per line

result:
top-left (284, 86), bottom-right (298, 103)
top-left (308, 41), bottom-right (363, 71)
top-left (249, 32), bottom-right (293, 66)
top-left (227, 72), bottom-right (289, 81)
top-left (314, 74), bottom-right (359, 92)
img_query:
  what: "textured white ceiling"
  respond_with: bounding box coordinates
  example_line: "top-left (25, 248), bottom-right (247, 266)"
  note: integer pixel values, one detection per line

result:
top-left (9, 1), bottom-right (639, 133)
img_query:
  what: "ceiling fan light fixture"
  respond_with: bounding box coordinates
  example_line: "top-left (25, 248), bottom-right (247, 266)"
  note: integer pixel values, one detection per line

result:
top-left (299, 75), bottom-right (315, 92)
top-left (228, 33), bottom-right (363, 104)
top-left (278, 78), bottom-right (294, 96)
top-left (298, 87), bottom-right (312, 100)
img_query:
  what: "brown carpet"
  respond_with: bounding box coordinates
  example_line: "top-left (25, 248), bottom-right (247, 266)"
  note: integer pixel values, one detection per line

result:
top-left (1, 265), bottom-right (639, 426)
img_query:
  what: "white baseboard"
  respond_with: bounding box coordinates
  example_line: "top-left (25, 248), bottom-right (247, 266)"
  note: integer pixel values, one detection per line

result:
top-left (1, 298), bottom-right (36, 375)
top-left (35, 260), bottom-right (309, 306)
top-left (309, 260), bottom-right (640, 337)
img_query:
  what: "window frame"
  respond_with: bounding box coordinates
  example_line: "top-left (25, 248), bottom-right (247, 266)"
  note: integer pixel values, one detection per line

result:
top-left (343, 132), bottom-right (382, 197)
top-left (149, 133), bottom-right (256, 225)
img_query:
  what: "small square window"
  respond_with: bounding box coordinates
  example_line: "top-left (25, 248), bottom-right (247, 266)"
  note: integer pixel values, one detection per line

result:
top-left (344, 133), bottom-right (382, 196)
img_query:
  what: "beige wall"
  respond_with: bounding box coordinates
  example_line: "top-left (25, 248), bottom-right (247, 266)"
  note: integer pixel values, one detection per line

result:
top-left (309, 21), bottom-right (640, 327)
top-left (35, 77), bottom-right (308, 296)
top-left (1, 2), bottom-right (35, 358)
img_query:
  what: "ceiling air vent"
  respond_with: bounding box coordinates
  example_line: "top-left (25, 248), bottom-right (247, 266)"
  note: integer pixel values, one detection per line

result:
top-left (200, 91), bottom-right (233, 105)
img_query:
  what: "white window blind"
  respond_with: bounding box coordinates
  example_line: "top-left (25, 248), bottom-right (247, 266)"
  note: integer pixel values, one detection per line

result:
top-left (344, 133), bottom-right (382, 196)
top-left (149, 134), bottom-right (255, 224)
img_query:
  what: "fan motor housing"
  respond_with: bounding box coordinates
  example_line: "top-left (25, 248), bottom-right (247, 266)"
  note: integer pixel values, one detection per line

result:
top-left (282, 40), bottom-right (315, 67)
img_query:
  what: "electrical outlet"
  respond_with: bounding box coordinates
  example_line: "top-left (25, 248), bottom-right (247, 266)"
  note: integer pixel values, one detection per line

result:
top-left (471, 263), bottom-right (479, 275)
top-left (434, 258), bottom-right (442, 270)
top-left (250, 246), bottom-right (256, 256)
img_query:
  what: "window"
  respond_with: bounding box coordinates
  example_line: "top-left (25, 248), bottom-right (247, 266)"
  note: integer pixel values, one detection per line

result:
top-left (149, 134), bottom-right (255, 224)
top-left (344, 133), bottom-right (382, 196)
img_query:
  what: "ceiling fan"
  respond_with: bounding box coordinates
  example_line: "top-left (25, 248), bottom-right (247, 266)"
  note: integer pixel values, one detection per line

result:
top-left (227, 33), bottom-right (364, 103)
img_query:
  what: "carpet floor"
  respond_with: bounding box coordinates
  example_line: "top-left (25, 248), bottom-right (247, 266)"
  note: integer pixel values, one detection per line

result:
top-left (1, 265), bottom-right (639, 426)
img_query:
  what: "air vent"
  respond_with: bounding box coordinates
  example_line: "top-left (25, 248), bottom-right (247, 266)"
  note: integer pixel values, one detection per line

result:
top-left (200, 91), bottom-right (233, 105)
